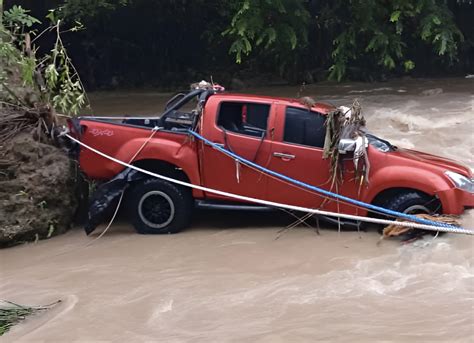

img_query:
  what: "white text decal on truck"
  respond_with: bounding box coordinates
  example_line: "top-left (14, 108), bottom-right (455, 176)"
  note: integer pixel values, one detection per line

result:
top-left (90, 128), bottom-right (114, 137)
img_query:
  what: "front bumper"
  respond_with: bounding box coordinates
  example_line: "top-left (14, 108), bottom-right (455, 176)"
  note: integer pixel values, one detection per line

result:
top-left (436, 188), bottom-right (474, 214)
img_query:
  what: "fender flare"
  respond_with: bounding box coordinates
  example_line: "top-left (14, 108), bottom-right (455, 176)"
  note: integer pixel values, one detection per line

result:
top-left (113, 137), bottom-right (203, 197)
top-left (362, 166), bottom-right (452, 212)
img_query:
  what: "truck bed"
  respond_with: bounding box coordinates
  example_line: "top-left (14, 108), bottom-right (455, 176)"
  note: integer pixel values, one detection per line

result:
top-left (74, 118), bottom-right (196, 180)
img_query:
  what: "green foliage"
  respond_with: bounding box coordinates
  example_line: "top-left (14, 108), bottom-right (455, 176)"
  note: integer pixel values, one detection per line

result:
top-left (1, 7), bottom-right (87, 115)
top-left (0, 38), bottom-right (18, 64)
top-left (44, 16), bottom-right (87, 115)
top-left (222, 0), bottom-right (465, 81)
top-left (19, 56), bottom-right (36, 86)
top-left (327, 0), bottom-right (464, 81)
top-left (223, 0), bottom-right (309, 65)
top-left (404, 60), bottom-right (415, 71)
top-left (1, 6), bottom-right (39, 89)
top-left (3, 5), bottom-right (40, 29)
top-left (0, 302), bottom-right (40, 336)
top-left (0, 301), bottom-right (60, 336)
top-left (23, 0), bottom-right (470, 86)
top-left (58, 0), bottom-right (129, 21)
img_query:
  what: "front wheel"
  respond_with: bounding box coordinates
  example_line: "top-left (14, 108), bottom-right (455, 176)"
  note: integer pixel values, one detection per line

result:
top-left (383, 191), bottom-right (440, 215)
top-left (128, 179), bottom-right (193, 234)
top-left (379, 191), bottom-right (441, 239)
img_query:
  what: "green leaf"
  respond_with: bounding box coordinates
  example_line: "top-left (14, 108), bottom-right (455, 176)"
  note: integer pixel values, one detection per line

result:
top-left (46, 10), bottom-right (56, 24)
top-left (242, 37), bottom-right (252, 53)
top-left (19, 57), bottom-right (36, 86)
top-left (382, 55), bottom-right (395, 69)
top-left (432, 16), bottom-right (441, 25)
top-left (4, 5), bottom-right (41, 28)
top-left (390, 11), bottom-right (401, 22)
top-left (404, 60), bottom-right (415, 71)
top-left (439, 35), bottom-right (447, 55)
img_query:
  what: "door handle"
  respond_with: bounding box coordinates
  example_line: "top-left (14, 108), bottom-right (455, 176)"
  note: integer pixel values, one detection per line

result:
top-left (273, 152), bottom-right (295, 160)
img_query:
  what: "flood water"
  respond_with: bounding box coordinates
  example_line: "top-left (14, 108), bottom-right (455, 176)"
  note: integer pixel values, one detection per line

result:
top-left (1, 78), bottom-right (473, 342)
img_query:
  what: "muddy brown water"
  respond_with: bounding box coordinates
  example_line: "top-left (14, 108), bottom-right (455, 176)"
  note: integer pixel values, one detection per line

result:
top-left (1, 78), bottom-right (473, 342)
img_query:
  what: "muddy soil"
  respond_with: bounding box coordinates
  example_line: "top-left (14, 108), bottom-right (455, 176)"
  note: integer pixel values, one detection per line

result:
top-left (0, 133), bottom-right (78, 247)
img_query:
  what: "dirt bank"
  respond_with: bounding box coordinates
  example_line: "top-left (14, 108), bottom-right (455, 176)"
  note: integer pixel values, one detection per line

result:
top-left (0, 131), bottom-right (78, 247)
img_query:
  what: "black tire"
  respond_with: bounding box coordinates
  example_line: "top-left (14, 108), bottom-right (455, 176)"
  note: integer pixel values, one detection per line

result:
top-left (383, 191), bottom-right (440, 215)
top-left (128, 178), bottom-right (193, 234)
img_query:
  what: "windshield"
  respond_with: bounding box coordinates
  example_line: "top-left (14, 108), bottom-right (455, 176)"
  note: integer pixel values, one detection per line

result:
top-left (366, 133), bottom-right (395, 152)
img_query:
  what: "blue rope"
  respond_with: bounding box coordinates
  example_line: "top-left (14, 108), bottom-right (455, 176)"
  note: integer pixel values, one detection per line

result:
top-left (189, 130), bottom-right (460, 229)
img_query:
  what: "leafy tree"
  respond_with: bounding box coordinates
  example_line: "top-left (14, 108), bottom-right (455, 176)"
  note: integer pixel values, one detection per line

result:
top-left (327, 0), bottom-right (464, 80)
top-left (1, 5), bottom-right (87, 115)
top-left (58, 0), bottom-right (129, 20)
top-left (223, 0), bottom-right (309, 64)
top-left (224, 0), bottom-right (466, 81)
top-left (14, 0), bottom-right (469, 86)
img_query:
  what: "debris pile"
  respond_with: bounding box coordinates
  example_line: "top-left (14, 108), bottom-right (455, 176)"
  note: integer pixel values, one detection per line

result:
top-left (0, 105), bottom-right (58, 144)
top-left (382, 213), bottom-right (461, 242)
top-left (323, 99), bottom-right (369, 187)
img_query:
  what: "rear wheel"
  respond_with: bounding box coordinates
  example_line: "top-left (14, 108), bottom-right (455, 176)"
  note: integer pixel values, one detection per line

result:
top-left (128, 179), bottom-right (193, 234)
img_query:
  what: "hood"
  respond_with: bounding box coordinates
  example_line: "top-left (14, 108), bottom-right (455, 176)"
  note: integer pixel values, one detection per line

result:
top-left (395, 148), bottom-right (472, 177)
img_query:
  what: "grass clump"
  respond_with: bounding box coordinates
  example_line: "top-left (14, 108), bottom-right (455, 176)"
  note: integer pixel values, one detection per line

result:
top-left (0, 300), bottom-right (60, 336)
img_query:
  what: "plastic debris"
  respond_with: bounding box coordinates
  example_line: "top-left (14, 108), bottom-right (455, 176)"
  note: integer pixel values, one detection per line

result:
top-left (84, 168), bottom-right (146, 235)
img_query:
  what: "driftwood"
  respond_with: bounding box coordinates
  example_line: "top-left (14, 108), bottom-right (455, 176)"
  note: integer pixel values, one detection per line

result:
top-left (0, 104), bottom-right (58, 144)
top-left (382, 213), bottom-right (461, 239)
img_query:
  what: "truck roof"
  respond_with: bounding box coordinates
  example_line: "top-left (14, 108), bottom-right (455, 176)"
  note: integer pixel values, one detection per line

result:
top-left (209, 92), bottom-right (335, 114)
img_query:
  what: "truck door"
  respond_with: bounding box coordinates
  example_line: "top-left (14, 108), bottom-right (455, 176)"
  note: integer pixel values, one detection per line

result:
top-left (200, 99), bottom-right (275, 201)
top-left (265, 105), bottom-right (332, 210)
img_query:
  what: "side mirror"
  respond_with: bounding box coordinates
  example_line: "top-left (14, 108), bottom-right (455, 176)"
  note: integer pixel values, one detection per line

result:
top-left (338, 138), bottom-right (356, 154)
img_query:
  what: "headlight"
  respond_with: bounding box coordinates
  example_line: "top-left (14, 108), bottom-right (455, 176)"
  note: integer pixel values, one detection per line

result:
top-left (445, 171), bottom-right (474, 193)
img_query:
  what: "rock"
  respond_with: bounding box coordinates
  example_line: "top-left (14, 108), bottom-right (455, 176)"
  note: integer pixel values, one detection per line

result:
top-left (0, 132), bottom-right (78, 247)
top-left (420, 88), bottom-right (443, 96)
top-left (230, 78), bottom-right (246, 90)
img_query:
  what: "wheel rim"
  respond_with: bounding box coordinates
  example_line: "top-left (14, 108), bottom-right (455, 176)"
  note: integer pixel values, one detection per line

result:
top-left (403, 204), bottom-right (430, 214)
top-left (138, 191), bottom-right (175, 229)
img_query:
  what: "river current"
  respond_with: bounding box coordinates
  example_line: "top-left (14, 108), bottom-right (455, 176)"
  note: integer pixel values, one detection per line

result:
top-left (1, 77), bottom-right (473, 342)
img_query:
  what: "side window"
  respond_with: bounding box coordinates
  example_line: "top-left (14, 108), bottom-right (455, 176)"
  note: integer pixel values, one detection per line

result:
top-left (283, 107), bottom-right (326, 148)
top-left (217, 102), bottom-right (270, 137)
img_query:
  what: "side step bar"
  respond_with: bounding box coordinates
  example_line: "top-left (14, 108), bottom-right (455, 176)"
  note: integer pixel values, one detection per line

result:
top-left (318, 215), bottom-right (362, 229)
top-left (195, 200), bottom-right (275, 212)
top-left (195, 200), bottom-right (363, 229)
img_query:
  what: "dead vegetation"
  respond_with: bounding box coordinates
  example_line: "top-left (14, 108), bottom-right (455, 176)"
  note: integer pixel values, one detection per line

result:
top-left (381, 213), bottom-right (461, 242)
top-left (0, 300), bottom-right (61, 336)
top-left (322, 99), bottom-right (369, 187)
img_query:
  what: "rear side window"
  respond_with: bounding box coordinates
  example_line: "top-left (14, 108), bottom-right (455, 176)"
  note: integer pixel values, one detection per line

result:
top-left (283, 107), bottom-right (326, 148)
top-left (217, 102), bottom-right (270, 137)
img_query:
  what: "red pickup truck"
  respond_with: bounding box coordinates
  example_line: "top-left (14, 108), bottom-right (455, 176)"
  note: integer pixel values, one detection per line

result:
top-left (69, 87), bottom-right (474, 234)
